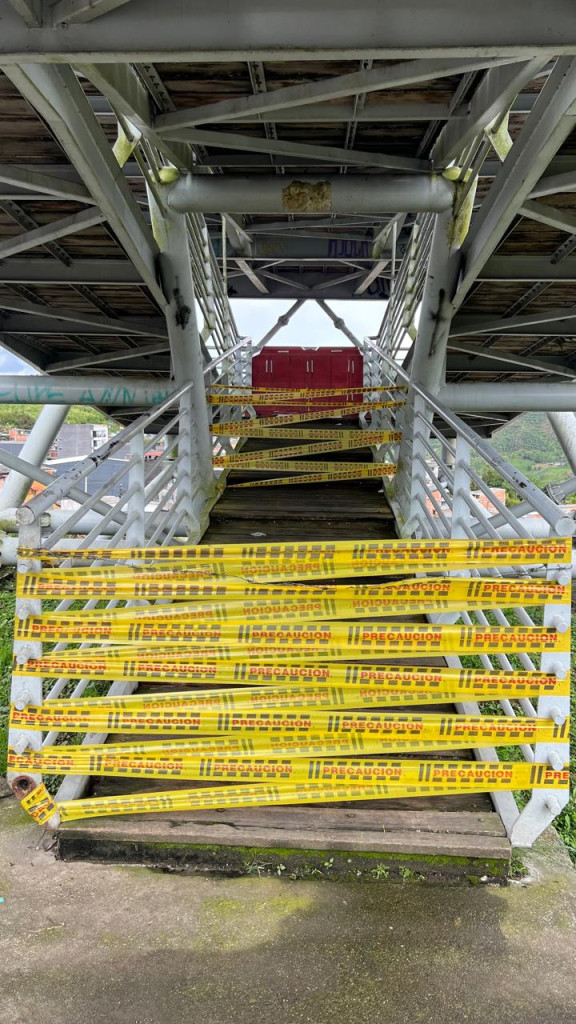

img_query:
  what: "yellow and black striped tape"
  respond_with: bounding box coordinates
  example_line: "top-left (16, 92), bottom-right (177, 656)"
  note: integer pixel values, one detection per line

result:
top-left (9, 750), bottom-right (568, 789)
top-left (19, 536), bottom-right (572, 570)
top-left (15, 656), bottom-right (567, 699)
top-left (14, 616), bottom-right (569, 653)
top-left (10, 703), bottom-right (569, 742)
top-left (17, 767), bottom-right (569, 825)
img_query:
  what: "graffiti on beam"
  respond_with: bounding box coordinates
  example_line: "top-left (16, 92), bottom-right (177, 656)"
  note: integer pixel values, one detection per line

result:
top-left (0, 384), bottom-right (173, 406)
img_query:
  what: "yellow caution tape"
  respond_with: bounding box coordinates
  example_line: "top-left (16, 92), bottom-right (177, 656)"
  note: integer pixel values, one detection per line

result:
top-left (213, 434), bottom-right (402, 465)
top-left (209, 385), bottom-right (406, 395)
top-left (213, 458), bottom-right (396, 474)
top-left (14, 768), bottom-right (567, 825)
top-left (9, 750), bottom-right (568, 789)
top-left (208, 392), bottom-right (403, 406)
top-left (15, 655), bottom-right (567, 700)
top-left (10, 700), bottom-right (569, 741)
top-left (14, 615), bottom-right (569, 653)
top-left (212, 426), bottom-right (400, 442)
top-left (228, 466), bottom-right (397, 487)
top-left (21, 784), bottom-right (58, 826)
top-left (21, 536), bottom-right (569, 570)
top-left (16, 579), bottom-right (565, 627)
top-left (16, 575), bottom-right (569, 608)
top-left (210, 401), bottom-right (405, 427)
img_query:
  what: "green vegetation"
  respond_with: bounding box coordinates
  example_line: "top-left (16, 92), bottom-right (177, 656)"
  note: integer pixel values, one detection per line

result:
top-left (0, 405), bottom-right (118, 432)
top-left (478, 412), bottom-right (576, 499)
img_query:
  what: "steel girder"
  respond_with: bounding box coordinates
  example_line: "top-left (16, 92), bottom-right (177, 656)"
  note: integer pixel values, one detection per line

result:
top-left (2, 2), bottom-right (573, 61)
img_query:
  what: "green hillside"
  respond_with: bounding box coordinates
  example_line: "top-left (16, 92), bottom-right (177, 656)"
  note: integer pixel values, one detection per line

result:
top-left (488, 412), bottom-right (572, 491)
top-left (0, 405), bottom-right (117, 432)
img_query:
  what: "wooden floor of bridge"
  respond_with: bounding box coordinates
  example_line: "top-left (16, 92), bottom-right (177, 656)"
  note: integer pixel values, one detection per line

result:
top-left (58, 420), bottom-right (511, 874)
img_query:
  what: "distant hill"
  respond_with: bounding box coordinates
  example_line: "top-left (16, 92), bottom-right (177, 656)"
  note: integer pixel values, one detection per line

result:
top-left (0, 405), bottom-right (117, 432)
top-left (489, 412), bottom-right (570, 489)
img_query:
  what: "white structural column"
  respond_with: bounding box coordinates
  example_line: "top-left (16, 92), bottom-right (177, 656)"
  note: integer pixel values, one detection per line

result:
top-left (0, 403), bottom-right (69, 511)
top-left (547, 412), bottom-right (576, 476)
top-left (153, 190), bottom-right (215, 515)
top-left (397, 207), bottom-right (459, 530)
top-left (410, 207), bottom-right (459, 393)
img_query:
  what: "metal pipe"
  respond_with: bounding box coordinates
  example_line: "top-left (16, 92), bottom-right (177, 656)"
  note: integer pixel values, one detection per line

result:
top-left (0, 404), bottom-right (68, 511)
top-left (0, 448), bottom-right (128, 528)
top-left (439, 382), bottom-right (576, 412)
top-left (166, 174), bottom-right (455, 216)
top-left (547, 411), bottom-right (576, 475)
top-left (0, 376), bottom-right (173, 407)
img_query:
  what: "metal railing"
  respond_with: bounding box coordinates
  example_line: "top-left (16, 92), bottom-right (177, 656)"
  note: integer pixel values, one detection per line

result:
top-left (360, 341), bottom-right (573, 845)
top-left (9, 378), bottom-right (226, 802)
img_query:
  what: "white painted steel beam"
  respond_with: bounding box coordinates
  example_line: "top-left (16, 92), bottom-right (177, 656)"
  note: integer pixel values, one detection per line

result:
top-left (0, 208), bottom-right (105, 259)
top-left (451, 306), bottom-right (576, 336)
top-left (547, 411), bottom-right (576, 475)
top-left (48, 341), bottom-right (169, 372)
top-left (77, 62), bottom-right (191, 170)
top-left (166, 174), bottom-right (454, 215)
top-left (155, 58), bottom-right (517, 133)
top-left (432, 60), bottom-right (547, 167)
top-left (161, 127), bottom-right (431, 174)
top-left (0, 259), bottom-right (142, 284)
top-left (0, 403), bottom-right (69, 511)
top-left (439, 382), bottom-right (576, 411)
top-left (0, 376), bottom-right (173, 406)
top-left (0, 164), bottom-right (96, 202)
top-left (50, 0), bottom-right (133, 25)
top-left (478, 256), bottom-right (576, 280)
top-left (447, 343), bottom-right (576, 379)
top-left (0, 294), bottom-right (168, 337)
top-left (0, 2), bottom-right (573, 60)
top-left (519, 198), bottom-right (576, 234)
top-left (455, 57), bottom-right (576, 309)
top-left (1, 64), bottom-right (164, 306)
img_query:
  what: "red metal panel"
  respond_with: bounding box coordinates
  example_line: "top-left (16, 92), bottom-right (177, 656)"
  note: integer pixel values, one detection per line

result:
top-left (251, 346), bottom-right (363, 416)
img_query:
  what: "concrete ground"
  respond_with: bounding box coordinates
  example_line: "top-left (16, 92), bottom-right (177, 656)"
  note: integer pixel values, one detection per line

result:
top-left (1, 795), bottom-right (575, 1024)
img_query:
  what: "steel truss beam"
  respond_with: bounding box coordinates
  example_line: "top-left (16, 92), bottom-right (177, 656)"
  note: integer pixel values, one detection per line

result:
top-left (1, 63), bottom-right (164, 306)
top-left (224, 271), bottom-right (389, 300)
top-left (447, 344), bottom-right (576, 378)
top-left (51, 0), bottom-right (133, 25)
top-left (478, 255), bottom-right (576, 280)
top-left (451, 306), bottom-right (576, 336)
top-left (0, 2), bottom-right (574, 60)
top-left (161, 127), bottom-right (430, 174)
top-left (0, 208), bottom-right (105, 260)
top-left (0, 164), bottom-right (96, 202)
top-left (455, 57), bottom-right (576, 309)
top-left (519, 199), bottom-right (576, 234)
top-left (432, 60), bottom-right (547, 168)
top-left (155, 58), bottom-right (519, 134)
top-left (0, 259), bottom-right (142, 285)
top-left (47, 341), bottom-right (169, 371)
top-left (0, 293), bottom-right (167, 336)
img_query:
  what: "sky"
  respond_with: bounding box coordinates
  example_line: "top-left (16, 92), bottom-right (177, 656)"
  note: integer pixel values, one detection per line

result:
top-left (231, 299), bottom-right (384, 347)
top-left (0, 298), bottom-right (385, 376)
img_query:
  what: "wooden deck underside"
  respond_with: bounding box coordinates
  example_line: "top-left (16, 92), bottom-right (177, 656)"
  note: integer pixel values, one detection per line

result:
top-left (58, 421), bottom-right (511, 871)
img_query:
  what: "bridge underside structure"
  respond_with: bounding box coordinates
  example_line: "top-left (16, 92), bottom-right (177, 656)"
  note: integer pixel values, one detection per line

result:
top-left (2, 3), bottom-right (576, 867)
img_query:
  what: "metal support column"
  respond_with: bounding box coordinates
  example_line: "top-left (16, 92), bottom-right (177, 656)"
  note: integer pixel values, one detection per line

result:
top-left (410, 207), bottom-right (458, 393)
top-left (547, 411), bottom-right (576, 476)
top-left (0, 404), bottom-right (68, 511)
top-left (152, 189), bottom-right (215, 509)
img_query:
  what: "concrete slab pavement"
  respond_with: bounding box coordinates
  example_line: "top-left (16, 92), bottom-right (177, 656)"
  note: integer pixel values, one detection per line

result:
top-left (1, 796), bottom-right (575, 1024)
